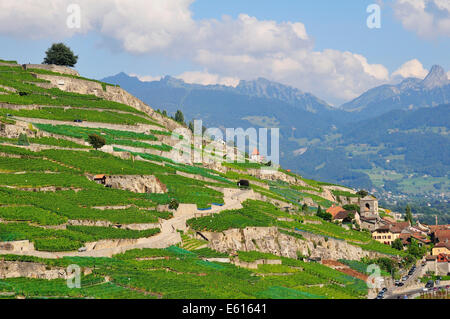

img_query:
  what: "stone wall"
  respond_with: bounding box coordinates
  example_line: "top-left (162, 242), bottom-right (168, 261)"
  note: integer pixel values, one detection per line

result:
top-left (0, 261), bottom-right (67, 280)
top-left (105, 175), bottom-right (167, 194)
top-left (203, 227), bottom-right (385, 261)
top-left (24, 64), bottom-right (80, 76)
top-left (233, 258), bottom-right (282, 269)
top-left (0, 240), bottom-right (34, 253)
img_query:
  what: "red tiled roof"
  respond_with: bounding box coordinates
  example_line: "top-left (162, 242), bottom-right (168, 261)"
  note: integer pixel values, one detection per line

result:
top-left (326, 206), bottom-right (346, 218)
top-left (411, 233), bottom-right (431, 243)
top-left (252, 148), bottom-right (260, 156)
top-left (435, 230), bottom-right (450, 242)
top-left (382, 217), bottom-right (396, 224)
top-left (376, 221), bottom-right (410, 234)
top-left (333, 211), bottom-right (350, 220)
top-left (94, 174), bottom-right (106, 179)
top-left (429, 225), bottom-right (450, 232)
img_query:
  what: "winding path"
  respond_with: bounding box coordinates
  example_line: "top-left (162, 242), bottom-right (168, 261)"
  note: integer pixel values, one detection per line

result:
top-left (0, 189), bottom-right (257, 259)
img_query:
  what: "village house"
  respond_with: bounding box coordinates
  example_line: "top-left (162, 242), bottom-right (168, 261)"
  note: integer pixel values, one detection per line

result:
top-left (433, 229), bottom-right (450, 244)
top-left (360, 216), bottom-right (380, 232)
top-left (333, 210), bottom-right (360, 224)
top-left (250, 148), bottom-right (264, 163)
top-left (372, 221), bottom-right (410, 245)
top-left (399, 232), bottom-right (431, 248)
top-left (424, 253), bottom-right (450, 276)
top-left (432, 241), bottom-right (450, 256)
top-left (326, 205), bottom-right (346, 219)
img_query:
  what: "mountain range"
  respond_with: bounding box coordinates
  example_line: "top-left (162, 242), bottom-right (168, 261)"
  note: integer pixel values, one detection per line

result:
top-left (102, 65), bottom-right (450, 203)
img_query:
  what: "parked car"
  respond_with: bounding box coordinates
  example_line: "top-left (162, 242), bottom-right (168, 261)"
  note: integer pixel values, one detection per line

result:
top-left (74, 119), bottom-right (83, 123)
top-left (381, 288), bottom-right (388, 293)
top-left (402, 276), bottom-right (409, 281)
top-left (436, 276), bottom-right (441, 285)
top-left (395, 282), bottom-right (404, 287)
top-left (425, 280), bottom-right (434, 289)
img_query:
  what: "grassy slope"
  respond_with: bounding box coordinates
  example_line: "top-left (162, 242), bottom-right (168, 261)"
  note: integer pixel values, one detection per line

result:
top-left (0, 61), bottom-right (399, 299)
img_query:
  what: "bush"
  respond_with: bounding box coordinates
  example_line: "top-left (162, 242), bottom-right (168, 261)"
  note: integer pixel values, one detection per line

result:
top-left (17, 133), bottom-right (29, 146)
top-left (88, 134), bottom-right (106, 150)
top-left (169, 198), bottom-right (179, 210)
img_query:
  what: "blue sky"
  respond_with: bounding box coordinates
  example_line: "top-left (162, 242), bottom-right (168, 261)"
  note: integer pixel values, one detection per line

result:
top-left (0, 0), bottom-right (449, 104)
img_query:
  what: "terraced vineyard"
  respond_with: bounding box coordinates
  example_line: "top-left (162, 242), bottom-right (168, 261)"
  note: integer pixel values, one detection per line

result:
top-left (0, 248), bottom-right (368, 299)
top-left (0, 60), bottom-right (404, 299)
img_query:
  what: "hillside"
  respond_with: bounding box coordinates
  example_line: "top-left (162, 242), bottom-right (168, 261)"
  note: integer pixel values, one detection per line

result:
top-left (102, 71), bottom-right (450, 212)
top-left (0, 59), bottom-right (412, 299)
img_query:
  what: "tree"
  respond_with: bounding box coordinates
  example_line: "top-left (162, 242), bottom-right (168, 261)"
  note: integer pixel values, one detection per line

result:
top-left (345, 211), bottom-right (355, 222)
top-left (392, 238), bottom-right (404, 251)
top-left (316, 206), bottom-right (332, 221)
top-left (404, 205), bottom-right (414, 225)
top-left (356, 190), bottom-right (369, 197)
top-left (343, 204), bottom-right (360, 213)
top-left (174, 110), bottom-right (185, 124)
top-left (43, 43), bottom-right (78, 67)
top-left (316, 206), bottom-right (323, 216)
top-left (407, 238), bottom-right (425, 259)
top-left (302, 203), bottom-right (309, 213)
top-left (17, 133), bottom-right (29, 146)
top-left (169, 198), bottom-right (179, 210)
top-left (188, 121), bottom-right (194, 133)
top-left (88, 134), bottom-right (106, 150)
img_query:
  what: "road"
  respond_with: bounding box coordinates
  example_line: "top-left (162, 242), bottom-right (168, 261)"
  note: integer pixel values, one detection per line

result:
top-left (383, 262), bottom-right (444, 299)
top-left (387, 283), bottom-right (450, 299)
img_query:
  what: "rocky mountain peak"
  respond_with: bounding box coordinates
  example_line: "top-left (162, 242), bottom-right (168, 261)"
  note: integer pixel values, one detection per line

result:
top-left (421, 65), bottom-right (449, 89)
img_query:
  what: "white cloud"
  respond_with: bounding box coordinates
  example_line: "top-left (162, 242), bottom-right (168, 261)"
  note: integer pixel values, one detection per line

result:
top-left (392, 59), bottom-right (429, 79)
top-left (129, 73), bottom-right (161, 82)
top-left (0, 0), bottom-right (413, 103)
top-left (393, 0), bottom-right (450, 38)
top-left (175, 71), bottom-right (239, 87)
top-left (193, 49), bottom-right (390, 102)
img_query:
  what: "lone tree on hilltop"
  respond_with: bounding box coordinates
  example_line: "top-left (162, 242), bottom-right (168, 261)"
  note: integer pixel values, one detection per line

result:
top-left (43, 43), bottom-right (78, 67)
top-left (88, 134), bottom-right (106, 150)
